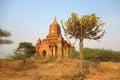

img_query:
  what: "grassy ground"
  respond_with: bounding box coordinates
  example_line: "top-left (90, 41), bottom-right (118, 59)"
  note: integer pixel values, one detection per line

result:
top-left (0, 58), bottom-right (120, 80)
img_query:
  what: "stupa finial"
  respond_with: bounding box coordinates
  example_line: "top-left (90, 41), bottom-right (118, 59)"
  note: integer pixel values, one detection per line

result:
top-left (53, 16), bottom-right (57, 24)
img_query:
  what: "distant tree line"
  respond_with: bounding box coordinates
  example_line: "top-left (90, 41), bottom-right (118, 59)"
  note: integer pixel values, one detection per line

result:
top-left (72, 48), bottom-right (120, 62)
top-left (83, 48), bottom-right (120, 62)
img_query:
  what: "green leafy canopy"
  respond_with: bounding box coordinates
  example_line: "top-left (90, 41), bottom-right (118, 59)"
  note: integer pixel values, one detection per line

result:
top-left (61, 12), bottom-right (106, 73)
top-left (63, 12), bottom-right (105, 41)
top-left (15, 42), bottom-right (36, 58)
top-left (0, 28), bottom-right (13, 45)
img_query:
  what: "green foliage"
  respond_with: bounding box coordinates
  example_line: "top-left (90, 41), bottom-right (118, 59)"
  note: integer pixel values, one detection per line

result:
top-left (63, 12), bottom-right (105, 40)
top-left (8, 42), bottom-right (35, 66)
top-left (10, 42), bottom-right (35, 61)
top-left (9, 53), bottom-right (27, 60)
top-left (70, 48), bottom-right (120, 62)
top-left (62, 12), bottom-right (105, 72)
top-left (15, 42), bottom-right (36, 57)
top-left (0, 28), bottom-right (11, 37)
top-left (70, 51), bottom-right (80, 59)
top-left (0, 28), bottom-right (13, 45)
top-left (83, 48), bottom-right (120, 62)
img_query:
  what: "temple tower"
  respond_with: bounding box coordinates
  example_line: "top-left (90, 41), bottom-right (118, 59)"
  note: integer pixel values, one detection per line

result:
top-left (35, 17), bottom-right (74, 58)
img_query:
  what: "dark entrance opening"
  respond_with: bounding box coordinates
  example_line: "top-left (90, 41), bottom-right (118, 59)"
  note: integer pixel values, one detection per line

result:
top-left (42, 50), bottom-right (46, 56)
top-left (55, 45), bottom-right (57, 58)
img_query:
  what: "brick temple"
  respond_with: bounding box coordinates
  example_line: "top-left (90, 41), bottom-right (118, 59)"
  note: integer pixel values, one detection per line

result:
top-left (35, 17), bottom-right (74, 58)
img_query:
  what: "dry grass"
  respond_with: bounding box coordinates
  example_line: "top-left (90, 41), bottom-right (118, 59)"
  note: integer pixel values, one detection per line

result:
top-left (0, 59), bottom-right (120, 80)
top-left (85, 62), bottom-right (120, 80)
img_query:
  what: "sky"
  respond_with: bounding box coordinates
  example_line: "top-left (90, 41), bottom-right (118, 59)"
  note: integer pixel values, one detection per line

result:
top-left (0, 0), bottom-right (120, 58)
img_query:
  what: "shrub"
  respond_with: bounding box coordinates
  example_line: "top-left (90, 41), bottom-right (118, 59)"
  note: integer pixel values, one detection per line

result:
top-left (83, 48), bottom-right (120, 62)
top-left (71, 51), bottom-right (80, 59)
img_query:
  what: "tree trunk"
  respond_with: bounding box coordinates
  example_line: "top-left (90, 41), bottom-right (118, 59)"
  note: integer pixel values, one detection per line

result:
top-left (79, 39), bottom-right (83, 73)
top-left (23, 59), bottom-right (26, 66)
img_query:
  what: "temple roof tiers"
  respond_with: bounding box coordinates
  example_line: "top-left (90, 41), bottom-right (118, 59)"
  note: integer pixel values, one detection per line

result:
top-left (49, 16), bottom-right (61, 34)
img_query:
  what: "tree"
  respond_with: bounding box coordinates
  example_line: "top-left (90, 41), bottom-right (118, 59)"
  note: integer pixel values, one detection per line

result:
top-left (0, 28), bottom-right (13, 45)
top-left (62, 12), bottom-right (105, 73)
top-left (14, 42), bottom-right (36, 66)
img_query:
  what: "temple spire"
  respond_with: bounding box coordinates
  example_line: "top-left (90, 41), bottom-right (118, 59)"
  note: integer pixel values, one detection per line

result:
top-left (53, 16), bottom-right (57, 24)
top-left (37, 37), bottom-right (41, 44)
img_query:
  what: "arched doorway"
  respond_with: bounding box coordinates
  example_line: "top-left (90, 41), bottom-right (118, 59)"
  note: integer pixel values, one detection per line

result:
top-left (42, 50), bottom-right (46, 56)
top-left (55, 45), bottom-right (57, 58)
